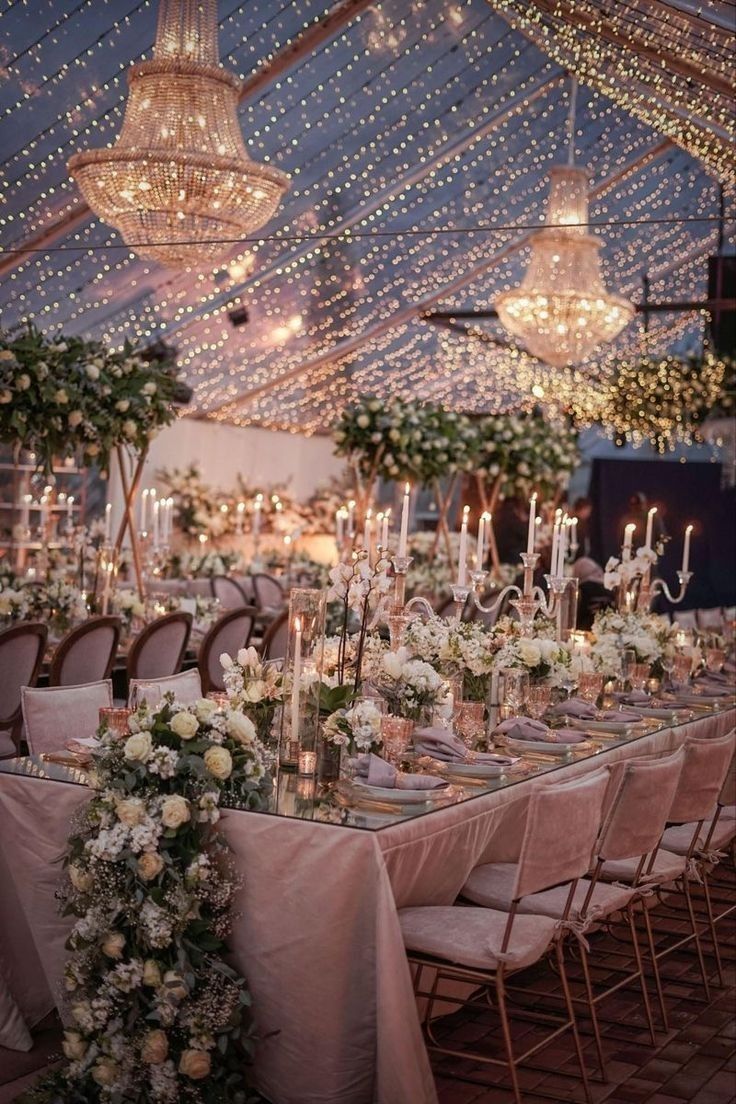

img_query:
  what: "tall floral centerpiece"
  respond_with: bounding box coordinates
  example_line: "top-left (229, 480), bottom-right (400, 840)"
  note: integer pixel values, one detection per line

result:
top-left (28, 696), bottom-right (271, 1104)
top-left (471, 410), bottom-right (578, 514)
top-left (0, 326), bottom-right (177, 474)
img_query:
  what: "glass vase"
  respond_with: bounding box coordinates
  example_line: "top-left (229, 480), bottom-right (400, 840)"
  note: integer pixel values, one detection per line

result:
top-left (279, 588), bottom-right (325, 769)
top-left (380, 716), bottom-right (414, 766)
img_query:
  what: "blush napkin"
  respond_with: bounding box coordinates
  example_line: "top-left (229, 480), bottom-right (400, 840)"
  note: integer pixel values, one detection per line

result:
top-left (553, 698), bottom-right (641, 723)
top-left (413, 725), bottom-right (517, 766)
top-left (494, 716), bottom-right (587, 744)
top-left (354, 753), bottom-right (448, 790)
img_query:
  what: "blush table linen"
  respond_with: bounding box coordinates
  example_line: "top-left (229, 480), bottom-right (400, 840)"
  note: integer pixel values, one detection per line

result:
top-left (0, 707), bottom-right (733, 1102)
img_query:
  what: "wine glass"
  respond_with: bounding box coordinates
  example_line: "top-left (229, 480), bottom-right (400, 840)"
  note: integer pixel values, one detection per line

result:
top-left (629, 663), bottom-right (650, 692)
top-left (577, 672), bottom-right (604, 705)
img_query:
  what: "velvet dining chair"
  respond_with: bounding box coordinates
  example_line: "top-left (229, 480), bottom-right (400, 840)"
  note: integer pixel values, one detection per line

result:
top-left (0, 621), bottom-right (48, 757)
top-left (260, 610), bottom-right (288, 663)
top-left (128, 668), bottom-right (203, 708)
top-left (22, 680), bottom-right (113, 757)
top-left (251, 573), bottom-right (285, 613)
top-left (210, 575), bottom-right (249, 610)
top-left (126, 611), bottom-right (192, 682)
top-left (49, 616), bottom-right (121, 687)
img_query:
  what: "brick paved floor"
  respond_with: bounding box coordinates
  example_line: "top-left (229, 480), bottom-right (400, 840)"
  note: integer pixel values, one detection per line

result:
top-left (1, 867), bottom-right (734, 1102)
top-left (433, 869), bottom-right (736, 1103)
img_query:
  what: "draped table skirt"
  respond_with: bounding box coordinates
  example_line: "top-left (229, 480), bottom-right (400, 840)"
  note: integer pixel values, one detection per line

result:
top-left (0, 707), bottom-right (733, 1102)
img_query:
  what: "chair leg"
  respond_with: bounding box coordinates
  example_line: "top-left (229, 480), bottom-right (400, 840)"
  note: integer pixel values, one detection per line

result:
top-left (555, 941), bottom-right (593, 1104)
top-left (683, 877), bottom-right (711, 1001)
top-left (626, 903), bottom-right (657, 1046)
top-left (495, 968), bottom-right (523, 1104)
top-left (641, 902), bottom-right (669, 1031)
top-left (578, 944), bottom-right (608, 1081)
top-left (701, 870), bottom-right (725, 988)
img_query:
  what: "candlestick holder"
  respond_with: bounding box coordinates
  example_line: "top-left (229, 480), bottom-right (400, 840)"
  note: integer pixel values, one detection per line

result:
top-left (450, 583), bottom-right (471, 621)
top-left (279, 587), bottom-right (325, 770)
top-left (467, 569), bottom-right (522, 620)
top-left (387, 606), bottom-right (413, 651)
top-left (519, 552), bottom-right (540, 597)
top-left (391, 555), bottom-right (413, 609)
top-left (647, 570), bottom-right (693, 607)
top-left (508, 593), bottom-right (542, 637)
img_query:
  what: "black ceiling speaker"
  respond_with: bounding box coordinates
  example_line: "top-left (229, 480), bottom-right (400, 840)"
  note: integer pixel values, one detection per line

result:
top-left (707, 255), bottom-right (735, 357)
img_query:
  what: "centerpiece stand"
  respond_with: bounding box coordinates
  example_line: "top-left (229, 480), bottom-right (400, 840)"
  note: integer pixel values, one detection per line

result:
top-left (112, 445), bottom-right (148, 600)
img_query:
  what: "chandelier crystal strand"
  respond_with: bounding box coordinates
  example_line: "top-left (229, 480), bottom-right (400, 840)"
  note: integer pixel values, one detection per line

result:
top-left (68, 0), bottom-right (289, 268)
top-left (495, 80), bottom-right (634, 367)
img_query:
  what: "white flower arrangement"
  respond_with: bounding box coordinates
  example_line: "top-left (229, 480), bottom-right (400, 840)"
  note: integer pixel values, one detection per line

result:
top-left (220, 645), bottom-right (285, 743)
top-left (0, 325), bottom-right (177, 473)
top-left (590, 607), bottom-right (678, 677)
top-left (371, 645), bottom-right (449, 721)
top-left (34, 695), bottom-right (272, 1102)
top-left (0, 574), bottom-right (88, 633)
top-left (323, 699), bottom-right (384, 755)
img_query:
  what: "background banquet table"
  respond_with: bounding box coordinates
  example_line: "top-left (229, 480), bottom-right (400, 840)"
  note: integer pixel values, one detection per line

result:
top-left (0, 706), bottom-right (733, 1104)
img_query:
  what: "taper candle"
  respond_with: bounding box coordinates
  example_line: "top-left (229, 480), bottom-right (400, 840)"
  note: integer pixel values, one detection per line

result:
top-left (398, 483), bottom-right (411, 557)
top-left (645, 507), bottom-right (657, 551)
top-left (526, 493), bottom-right (537, 555)
top-left (457, 504), bottom-right (470, 586)
top-left (682, 524), bottom-right (693, 574)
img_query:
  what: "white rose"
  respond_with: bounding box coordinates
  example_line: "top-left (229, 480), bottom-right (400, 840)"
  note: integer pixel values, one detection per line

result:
top-left (115, 399), bottom-right (130, 412)
top-left (162, 969), bottom-right (188, 1001)
top-left (85, 364), bottom-right (100, 380)
top-left (68, 409), bottom-right (83, 428)
top-left (161, 795), bottom-right (190, 829)
top-left (220, 652), bottom-right (233, 670)
top-left (204, 745), bottom-right (232, 779)
top-left (242, 680), bottom-right (266, 703)
top-left (179, 1049), bottom-right (211, 1080)
top-left (124, 731), bottom-right (152, 763)
top-left (123, 419), bottom-right (137, 438)
top-left (17, 373), bottom-right (31, 390)
top-left (143, 959), bottom-right (162, 987)
top-left (227, 710), bottom-right (256, 744)
top-left (141, 1029), bottom-right (168, 1064)
top-left (0, 390), bottom-right (11, 403)
top-left (382, 652), bottom-right (405, 680)
top-left (170, 710), bottom-right (199, 740)
top-left (101, 931), bottom-right (125, 959)
top-left (91, 1058), bottom-right (119, 1087)
top-left (356, 414), bottom-right (370, 429)
top-left (137, 852), bottom-right (164, 881)
top-left (142, 381), bottom-right (157, 395)
top-left (62, 1030), bottom-right (87, 1060)
top-left (194, 697), bottom-right (218, 723)
top-left (116, 797), bottom-right (146, 826)
top-left (54, 388), bottom-right (69, 404)
top-left (517, 640), bottom-right (542, 668)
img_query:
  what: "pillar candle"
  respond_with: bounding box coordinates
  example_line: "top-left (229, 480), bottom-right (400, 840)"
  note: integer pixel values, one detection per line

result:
top-left (398, 484), bottom-right (411, 558)
top-left (526, 493), bottom-right (537, 555)
top-left (363, 509), bottom-right (372, 563)
top-left (645, 507), bottom-right (657, 552)
top-left (457, 505), bottom-right (470, 586)
top-left (682, 524), bottom-right (693, 573)
top-left (476, 512), bottom-right (488, 569)
top-left (291, 618), bottom-right (302, 741)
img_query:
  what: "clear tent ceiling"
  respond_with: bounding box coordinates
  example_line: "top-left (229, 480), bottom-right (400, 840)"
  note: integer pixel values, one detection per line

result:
top-left (0, 0), bottom-right (733, 434)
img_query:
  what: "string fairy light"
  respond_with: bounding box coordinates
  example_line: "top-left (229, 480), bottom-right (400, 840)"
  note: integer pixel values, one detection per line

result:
top-left (0, 0), bottom-right (730, 437)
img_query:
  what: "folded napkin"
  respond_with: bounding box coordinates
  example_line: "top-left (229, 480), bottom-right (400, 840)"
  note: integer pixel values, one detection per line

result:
top-left (690, 683), bottom-right (730, 698)
top-left (599, 709), bottom-right (643, 724)
top-left (495, 716), bottom-right (589, 745)
top-left (613, 689), bottom-right (650, 704)
top-left (552, 697), bottom-right (597, 719)
top-left (65, 736), bottom-right (100, 754)
top-left (354, 753), bottom-right (448, 790)
top-left (413, 725), bottom-right (517, 766)
top-left (697, 669), bottom-right (730, 684)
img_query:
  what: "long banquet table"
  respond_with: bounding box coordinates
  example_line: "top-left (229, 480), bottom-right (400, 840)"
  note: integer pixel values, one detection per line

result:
top-left (0, 704), bottom-right (734, 1104)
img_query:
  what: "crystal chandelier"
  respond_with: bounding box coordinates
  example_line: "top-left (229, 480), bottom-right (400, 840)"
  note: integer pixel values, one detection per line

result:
top-left (68, 0), bottom-right (289, 268)
top-left (495, 84), bottom-right (633, 367)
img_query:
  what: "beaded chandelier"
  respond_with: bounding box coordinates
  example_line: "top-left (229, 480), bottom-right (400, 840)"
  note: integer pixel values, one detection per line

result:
top-left (495, 84), bottom-right (633, 367)
top-left (68, 0), bottom-right (289, 268)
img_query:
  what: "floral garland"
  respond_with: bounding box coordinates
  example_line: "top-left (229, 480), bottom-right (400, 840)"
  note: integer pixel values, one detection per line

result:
top-left (29, 696), bottom-right (272, 1104)
top-left (0, 326), bottom-right (177, 473)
